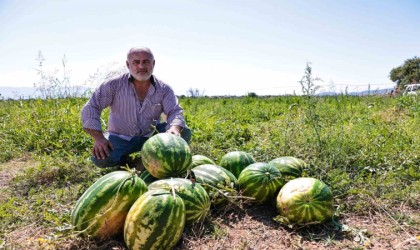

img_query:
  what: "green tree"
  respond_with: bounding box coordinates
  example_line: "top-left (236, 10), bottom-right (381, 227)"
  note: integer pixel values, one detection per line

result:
top-left (389, 56), bottom-right (420, 88)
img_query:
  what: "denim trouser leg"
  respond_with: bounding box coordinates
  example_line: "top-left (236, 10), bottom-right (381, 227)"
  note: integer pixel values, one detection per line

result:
top-left (91, 123), bottom-right (191, 168)
top-left (92, 135), bottom-right (148, 168)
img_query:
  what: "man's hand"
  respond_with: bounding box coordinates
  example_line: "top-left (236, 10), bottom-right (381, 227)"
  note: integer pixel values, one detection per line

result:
top-left (84, 128), bottom-right (114, 160)
top-left (92, 137), bottom-right (114, 160)
top-left (166, 125), bottom-right (182, 136)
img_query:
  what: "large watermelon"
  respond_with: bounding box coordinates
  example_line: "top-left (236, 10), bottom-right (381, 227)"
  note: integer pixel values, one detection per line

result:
top-left (141, 133), bottom-right (192, 179)
top-left (276, 177), bottom-right (334, 224)
top-left (148, 178), bottom-right (210, 225)
top-left (238, 162), bottom-right (284, 204)
top-left (219, 151), bottom-right (255, 178)
top-left (71, 170), bottom-right (147, 238)
top-left (124, 189), bottom-right (185, 250)
top-left (191, 164), bottom-right (238, 206)
top-left (191, 154), bottom-right (216, 168)
top-left (269, 156), bottom-right (305, 178)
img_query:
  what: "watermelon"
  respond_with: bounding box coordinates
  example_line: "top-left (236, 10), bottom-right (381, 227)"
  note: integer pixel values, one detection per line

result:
top-left (141, 133), bottom-right (192, 179)
top-left (191, 164), bottom-right (238, 206)
top-left (139, 169), bottom-right (158, 185)
top-left (238, 162), bottom-right (284, 204)
top-left (219, 151), bottom-right (255, 178)
top-left (71, 170), bottom-right (147, 238)
top-left (269, 156), bottom-right (305, 178)
top-left (148, 178), bottom-right (210, 225)
top-left (276, 177), bottom-right (334, 224)
top-left (124, 189), bottom-right (185, 250)
top-left (191, 154), bottom-right (216, 168)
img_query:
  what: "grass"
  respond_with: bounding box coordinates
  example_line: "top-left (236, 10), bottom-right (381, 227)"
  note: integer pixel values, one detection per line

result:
top-left (0, 93), bottom-right (419, 249)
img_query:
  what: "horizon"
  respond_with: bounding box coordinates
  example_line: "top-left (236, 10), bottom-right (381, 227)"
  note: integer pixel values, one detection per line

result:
top-left (1, 0), bottom-right (419, 96)
top-left (0, 84), bottom-right (395, 100)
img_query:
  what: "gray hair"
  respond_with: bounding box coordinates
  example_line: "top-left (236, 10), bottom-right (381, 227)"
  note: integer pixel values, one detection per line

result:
top-left (127, 47), bottom-right (154, 61)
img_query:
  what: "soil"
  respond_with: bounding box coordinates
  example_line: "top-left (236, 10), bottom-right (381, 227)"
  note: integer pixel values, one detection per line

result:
top-left (175, 204), bottom-right (419, 250)
top-left (0, 155), bottom-right (34, 190)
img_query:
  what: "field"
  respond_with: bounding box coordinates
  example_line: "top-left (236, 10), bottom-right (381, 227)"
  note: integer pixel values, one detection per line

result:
top-left (0, 94), bottom-right (419, 249)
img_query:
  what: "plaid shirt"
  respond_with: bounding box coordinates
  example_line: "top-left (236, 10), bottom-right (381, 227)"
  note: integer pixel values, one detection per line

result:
top-left (81, 73), bottom-right (185, 139)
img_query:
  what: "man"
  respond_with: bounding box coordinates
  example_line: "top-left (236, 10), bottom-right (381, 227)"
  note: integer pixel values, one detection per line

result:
top-left (81, 47), bottom-right (191, 168)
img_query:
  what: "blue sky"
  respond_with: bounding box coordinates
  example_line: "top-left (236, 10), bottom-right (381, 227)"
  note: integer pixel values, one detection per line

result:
top-left (0, 0), bottom-right (419, 95)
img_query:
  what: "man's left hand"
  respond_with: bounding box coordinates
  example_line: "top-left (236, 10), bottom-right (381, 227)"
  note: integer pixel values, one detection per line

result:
top-left (166, 125), bottom-right (182, 136)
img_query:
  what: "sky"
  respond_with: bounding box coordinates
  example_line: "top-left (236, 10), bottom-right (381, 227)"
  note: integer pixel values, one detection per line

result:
top-left (0, 0), bottom-right (419, 96)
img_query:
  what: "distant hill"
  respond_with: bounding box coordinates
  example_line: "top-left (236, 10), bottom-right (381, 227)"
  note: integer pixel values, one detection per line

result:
top-left (0, 86), bottom-right (93, 99)
top-left (0, 87), bottom-right (38, 99)
top-left (318, 88), bottom-right (393, 96)
top-left (1, 86), bottom-right (395, 100)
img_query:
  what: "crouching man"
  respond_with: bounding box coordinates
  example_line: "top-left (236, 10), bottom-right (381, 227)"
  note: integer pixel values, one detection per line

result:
top-left (81, 47), bottom-right (191, 168)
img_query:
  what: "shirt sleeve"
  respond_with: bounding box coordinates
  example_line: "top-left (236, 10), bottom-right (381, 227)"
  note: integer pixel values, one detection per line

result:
top-left (81, 80), bottom-right (116, 131)
top-left (162, 85), bottom-right (186, 129)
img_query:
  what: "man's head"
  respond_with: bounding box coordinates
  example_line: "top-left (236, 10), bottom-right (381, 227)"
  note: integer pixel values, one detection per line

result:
top-left (126, 47), bottom-right (155, 82)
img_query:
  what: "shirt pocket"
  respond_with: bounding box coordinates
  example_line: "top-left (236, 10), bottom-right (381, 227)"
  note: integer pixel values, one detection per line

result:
top-left (149, 103), bottom-right (163, 119)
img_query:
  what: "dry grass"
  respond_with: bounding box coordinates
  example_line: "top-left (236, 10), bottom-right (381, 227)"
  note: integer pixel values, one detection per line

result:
top-left (0, 155), bottom-right (34, 188)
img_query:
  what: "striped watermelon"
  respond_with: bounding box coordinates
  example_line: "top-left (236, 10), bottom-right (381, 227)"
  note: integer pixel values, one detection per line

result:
top-left (124, 189), bottom-right (185, 250)
top-left (148, 178), bottom-right (210, 225)
top-left (141, 133), bottom-right (192, 179)
top-left (71, 170), bottom-right (147, 238)
top-left (219, 151), bottom-right (255, 178)
top-left (191, 164), bottom-right (238, 206)
top-left (139, 169), bottom-right (158, 185)
top-left (276, 177), bottom-right (334, 224)
top-left (191, 154), bottom-right (216, 168)
top-left (269, 156), bottom-right (305, 178)
top-left (238, 162), bottom-right (284, 204)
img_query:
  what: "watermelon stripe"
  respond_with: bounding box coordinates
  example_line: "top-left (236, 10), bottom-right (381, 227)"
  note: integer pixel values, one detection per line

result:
top-left (141, 133), bottom-right (192, 178)
top-left (124, 190), bottom-right (185, 250)
top-left (220, 151), bottom-right (256, 178)
top-left (141, 194), bottom-right (177, 249)
top-left (191, 155), bottom-right (216, 168)
top-left (238, 163), bottom-right (284, 204)
top-left (148, 178), bottom-right (210, 225)
top-left (191, 164), bottom-right (238, 206)
top-left (73, 173), bottom-right (129, 225)
top-left (269, 156), bottom-right (305, 178)
top-left (71, 171), bottom-right (147, 238)
top-left (72, 173), bottom-right (122, 225)
top-left (276, 177), bottom-right (333, 224)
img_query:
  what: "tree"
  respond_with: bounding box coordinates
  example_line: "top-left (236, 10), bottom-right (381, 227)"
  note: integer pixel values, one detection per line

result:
top-left (389, 56), bottom-right (420, 88)
top-left (186, 88), bottom-right (205, 97)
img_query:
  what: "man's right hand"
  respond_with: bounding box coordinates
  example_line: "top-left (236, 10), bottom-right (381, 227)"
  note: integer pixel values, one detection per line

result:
top-left (92, 137), bottom-right (114, 160)
top-left (84, 128), bottom-right (114, 160)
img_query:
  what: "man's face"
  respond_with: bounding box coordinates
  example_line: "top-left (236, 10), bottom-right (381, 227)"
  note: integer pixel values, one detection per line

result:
top-left (126, 51), bottom-right (155, 82)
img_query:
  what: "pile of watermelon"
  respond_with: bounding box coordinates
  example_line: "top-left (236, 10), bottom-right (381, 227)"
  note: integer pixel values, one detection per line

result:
top-left (71, 133), bottom-right (334, 249)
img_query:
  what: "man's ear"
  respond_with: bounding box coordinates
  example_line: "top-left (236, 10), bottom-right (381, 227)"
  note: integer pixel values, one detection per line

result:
top-left (126, 61), bottom-right (129, 68)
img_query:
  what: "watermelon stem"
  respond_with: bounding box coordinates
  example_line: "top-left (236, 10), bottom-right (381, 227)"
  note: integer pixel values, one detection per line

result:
top-left (201, 183), bottom-right (255, 201)
top-left (120, 164), bottom-right (138, 176)
top-left (151, 124), bottom-right (159, 134)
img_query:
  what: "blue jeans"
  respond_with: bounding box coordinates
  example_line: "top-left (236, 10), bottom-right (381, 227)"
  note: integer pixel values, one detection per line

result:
top-left (92, 123), bottom-right (191, 168)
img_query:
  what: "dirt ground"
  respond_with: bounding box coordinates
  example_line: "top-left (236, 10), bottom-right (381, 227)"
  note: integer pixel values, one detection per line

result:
top-left (0, 156), bottom-right (34, 190)
top-left (1, 159), bottom-right (419, 250)
top-left (175, 204), bottom-right (419, 250)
